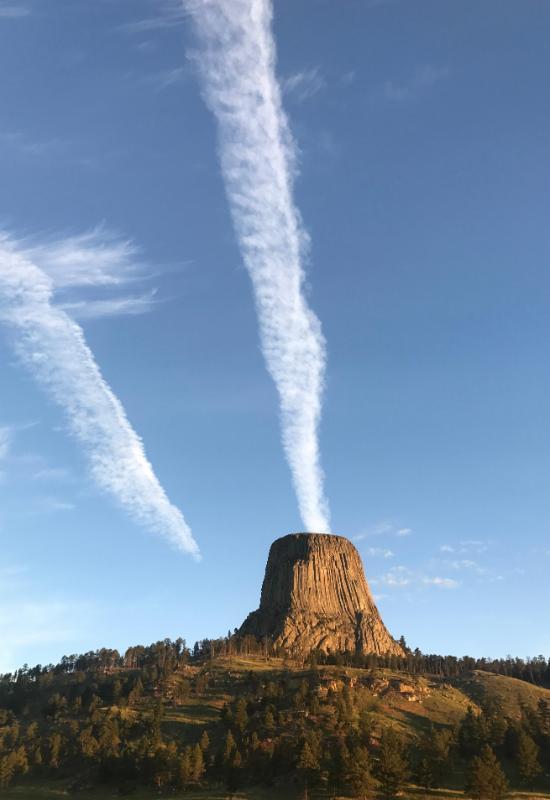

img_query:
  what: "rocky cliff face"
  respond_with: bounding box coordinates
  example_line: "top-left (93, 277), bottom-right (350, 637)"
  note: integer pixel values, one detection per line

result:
top-left (240, 533), bottom-right (403, 656)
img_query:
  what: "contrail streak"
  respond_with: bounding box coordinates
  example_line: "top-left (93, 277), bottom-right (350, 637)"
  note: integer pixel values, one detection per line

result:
top-left (0, 236), bottom-right (199, 557)
top-left (186, 0), bottom-right (330, 532)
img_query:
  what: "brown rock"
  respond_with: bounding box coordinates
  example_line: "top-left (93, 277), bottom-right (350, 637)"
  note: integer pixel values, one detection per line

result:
top-left (240, 533), bottom-right (403, 656)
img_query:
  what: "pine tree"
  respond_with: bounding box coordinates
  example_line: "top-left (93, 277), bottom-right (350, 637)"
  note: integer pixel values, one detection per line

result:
top-left (0, 755), bottom-right (15, 789)
top-left (233, 698), bottom-right (248, 733)
top-left (459, 706), bottom-right (486, 758)
top-left (191, 743), bottom-right (205, 782)
top-left (465, 745), bottom-right (508, 800)
top-left (331, 735), bottom-right (350, 792)
top-left (345, 744), bottom-right (374, 799)
top-left (225, 748), bottom-right (242, 797)
top-left (199, 729), bottom-right (210, 753)
top-left (48, 732), bottom-right (63, 769)
top-left (262, 706), bottom-right (276, 733)
top-left (516, 730), bottom-right (541, 783)
top-left (177, 747), bottom-right (191, 790)
top-left (375, 728), bottom-right (409, 800)
top-left (223, 730), bottom-right (237, 764)
top-left (415, 755), bottom-right (435, 790)
top-left (416, 725), bottom-right (453, 788)
top-left (297, 740), bottom-right (321, 798)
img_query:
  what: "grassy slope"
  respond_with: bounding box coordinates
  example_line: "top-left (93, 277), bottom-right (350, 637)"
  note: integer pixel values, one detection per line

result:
top-left (6, 656), bottom-right (550, 799)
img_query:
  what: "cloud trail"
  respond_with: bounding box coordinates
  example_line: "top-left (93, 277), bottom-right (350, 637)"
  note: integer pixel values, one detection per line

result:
top-left (0, 235), bottom-right (199, 556)
top-left (186, 0), bottom-right (330, 532)
top-left (0, 426), bottom-right (12, 460)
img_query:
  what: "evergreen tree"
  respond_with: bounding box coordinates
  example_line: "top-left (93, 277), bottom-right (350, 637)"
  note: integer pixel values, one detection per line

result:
top-left (191, 743), bottom-right (205, 782)
top-left (375, 728), bottom-right (409, 800)
top-left (223, 730), bottom-right (237, 764)
top-left (296, 740), bottom-right (320, 798)
top-left (345, 744), bottom-right (374, 799)
top-left (465, 745), bottom-right (508, 800)
top-left (234, 698), bottom-right (248, 733)
top-left (0, 754), bottom-right (15, 789)
top-left (516, 730), bottom-right (541, 783)
top-left (225, 748), bottom-right (242, 797)
top-left (177, 747), bottom-right (191, 790)
top-left (48, 733), bottom-right (63, 769)
top-left (199, 729), bottom-right (210, 753)
top-left (416, 725), bottom-right (453, 788)
top-left (459, 706), bottom-right (487, 758)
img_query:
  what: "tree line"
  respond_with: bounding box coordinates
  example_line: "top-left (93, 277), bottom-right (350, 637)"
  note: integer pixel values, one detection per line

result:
top-left (1, 636), bottom-right (550, 798)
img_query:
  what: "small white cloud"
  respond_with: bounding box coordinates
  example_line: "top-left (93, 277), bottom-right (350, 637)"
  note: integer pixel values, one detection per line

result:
top-left (423, 576), bottom-right (459, 589)
top-left (365, 547), bottom-right (394, 559)
top-left (340, 71), bottom-right (356, 87)
top-left (373, 565), bottom-right (413, 588)
top-left (383, 65), bottom-right (448, 103)
top-left (282, 67), bottom-right (325, 103)
top-left (0, 130), bottom-right (66, 158)
top-left (440, 544), bottom-right (454, 553)
top-left (39, 497), bottom-right (76, 513)
top-left (448, 559), bottom-right (485, 574)
top-left (0, 5), bottom-right (30, 19)
top-left (355, 521), bottom-right (412, 541)
top-left (32, 467), bottom-right (71, 482)
top-left (459, 540), bottom-right (489, 554)
top-left (375, 566), bottom-right (459, 591)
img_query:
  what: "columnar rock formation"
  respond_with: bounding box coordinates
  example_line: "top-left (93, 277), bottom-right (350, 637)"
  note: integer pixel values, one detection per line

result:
top-left (240, 533), bottom-right (403, 656)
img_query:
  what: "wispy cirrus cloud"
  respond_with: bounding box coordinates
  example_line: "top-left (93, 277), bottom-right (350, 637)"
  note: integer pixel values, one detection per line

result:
top-left (21, 227), bottom-right (160, 322)
top-left (186, 0), bottom-right (330, 532)
top-left (0, 4), bottom-right (30, 18)
top-left (282, 67), bottom-right (325, 103)
top-left (60, 290), bottom-right (159, 321)
top-left (0, 131), bottom-right (62, 158)
top-left (423, 576), bottom-right (459, 589)
top-left (120, 0), bottom-right (187, 34)
top-left (148, 66), bottom-right (188, 91)
top-left (0, 426), bottom-right (13, 461)
top-left (23, 227), bottom-right (142, 289)
top-left (382, 65), bottom-right (449, 103)
top-left (0, 233), bottom-right (199, 556)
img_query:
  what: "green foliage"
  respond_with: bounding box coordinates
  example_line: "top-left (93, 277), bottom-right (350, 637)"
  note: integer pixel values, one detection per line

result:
top-left (516, 729), bottom-right (541, 783)
top-left (466, 744), bottom-right (509, 800)
top-left (1, 637), bottom-right (550, 797)
top-left (374, 728), bottom-right (409, 799)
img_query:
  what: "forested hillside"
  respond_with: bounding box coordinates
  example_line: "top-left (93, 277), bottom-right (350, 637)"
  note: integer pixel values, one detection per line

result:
top-left (1, 637), bottom-right (550, 799)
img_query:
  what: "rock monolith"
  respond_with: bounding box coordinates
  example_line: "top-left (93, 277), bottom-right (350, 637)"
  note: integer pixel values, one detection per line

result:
top-left (240, 533), bottom-right (403, 655)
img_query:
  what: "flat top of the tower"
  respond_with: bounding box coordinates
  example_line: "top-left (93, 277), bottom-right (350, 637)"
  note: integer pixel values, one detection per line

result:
top-left (271, 532), bottom-right (353, 547)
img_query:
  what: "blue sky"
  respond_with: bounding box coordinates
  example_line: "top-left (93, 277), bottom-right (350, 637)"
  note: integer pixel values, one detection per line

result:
top-left (1, 0), bottom-right (550, 671)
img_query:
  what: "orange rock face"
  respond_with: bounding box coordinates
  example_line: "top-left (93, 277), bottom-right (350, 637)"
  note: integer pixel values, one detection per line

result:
top-left (240, 533), bottom-right (403, 656)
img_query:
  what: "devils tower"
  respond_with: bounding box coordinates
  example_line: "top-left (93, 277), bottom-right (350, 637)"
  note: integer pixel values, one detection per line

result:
top-left (240, 533), bottom-right (403, 656)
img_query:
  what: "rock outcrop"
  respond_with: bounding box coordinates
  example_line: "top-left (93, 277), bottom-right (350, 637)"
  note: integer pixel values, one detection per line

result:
top-left (240, 533), bottom-right (403, 656)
